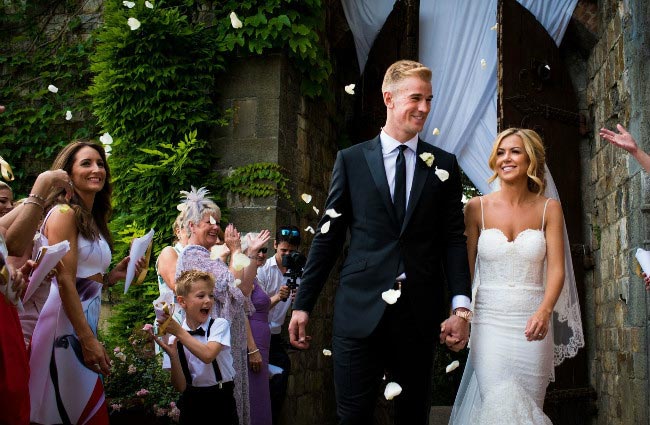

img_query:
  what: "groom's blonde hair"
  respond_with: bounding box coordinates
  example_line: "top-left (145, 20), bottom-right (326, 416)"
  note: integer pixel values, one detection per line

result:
top-left (382, 60), bottom-right (432, 93)
top-left (487, 128), bottom-right (546, 195)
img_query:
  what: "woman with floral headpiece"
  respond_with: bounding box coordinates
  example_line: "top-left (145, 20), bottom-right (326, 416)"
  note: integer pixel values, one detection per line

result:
top-left (174, 187), bottom-right (270, 425)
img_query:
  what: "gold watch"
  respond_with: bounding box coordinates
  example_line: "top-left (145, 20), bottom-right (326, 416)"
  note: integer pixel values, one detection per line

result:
top-left (453, 308), bottom-right (473, 323)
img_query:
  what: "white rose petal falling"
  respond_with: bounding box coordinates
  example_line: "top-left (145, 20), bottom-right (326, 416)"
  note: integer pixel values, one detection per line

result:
top-left (490, 23), bottom-right (498, 31)
top-left (230, 12), bottom-right (243, 29)
top-left (99, 132), bottom-right (113, 145)
top-left (435, 167), bottom-right (450, 182)
top-left (65, 110), bottom-right (72, 121)
top-left (432, 127), bottom-right (440, 136)
top-left (233, 279), bottom-right (242, 287)
top-left (312, 206), bottom-right (320, 215)
top-left (210, 245), bottom-right (227, 261)
top-left (325, 208), bottom-right (342, 218)
top-left (209, 215), bottom-right (217, 225)
top-left (320, 220), bottom-right (331, 234)
top-left (145, 1), bottom-right (153, 8)
top-left (104, 145), bottom-right (112, 153)
top-left (232, 252), bottom-right (251, 271)
top-left (480, 59), bottom-right (487, 70)
top-left (301, 193), bottom-right (312, 204)
top-left (344, 84), bottom-right (355, 95)
top-left (123, 1), bottom-right (135, 8)
top-left (127, 17), bottom-right (141, 31)
top-left (384, 382), bottom-right (402, 400)
top-left (381, 288), bottom-right (401, 305)
top-left (446, 360), bottom-right (460, 373)
top-left (322, 349), bottom-right (332, 356)
top-left (304, 226), bottom-right (315, 234)
top-left (48, 84), bottom-right (59, 93)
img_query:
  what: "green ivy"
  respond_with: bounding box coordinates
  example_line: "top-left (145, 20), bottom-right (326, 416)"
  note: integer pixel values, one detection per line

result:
top-left (222, 162), bottom-right (291, 200)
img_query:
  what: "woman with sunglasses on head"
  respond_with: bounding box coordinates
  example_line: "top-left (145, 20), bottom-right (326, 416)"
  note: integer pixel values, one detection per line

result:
top-left (175, 187), bottom-right (270, 425)
top-left (28, 141), bottom-right (146, 425)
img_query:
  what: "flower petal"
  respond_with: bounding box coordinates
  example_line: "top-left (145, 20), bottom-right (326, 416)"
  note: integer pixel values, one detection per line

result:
top-left (123, 1), bottom-right (135, 8)
top-left (325, 208), bottom-right (342, 218)
top-left (47, 84), bottom-right (58, 93)
top-left (145, 1), bottom-right (153, 8)
top-left (432, 127), bottom-right (440, 136)
top-left (209, 215), bottom-right (217, 225)
top-left (65, 110), bottom-right (72, 121)
top-left (304, 226), bottom-right (315, 234)
top-left (0, 156), bottom-right (15, 181)
top-left (99, 132), bottom-right (113, 145)
top-left (446, 360), bottom-right (460, 373)
top-left (480, 59), bottom-right (487, 70)
top-left (301, 193), bottom-right (312, 204)
top-left (210, 245), bottom-right (227, 260)
top-left (384, 382), bottom-right (402, 400)
top-left (344, 84), bottom-right (355, 95)
top-left (322, 349), bottom-right (332, 356)
top-left (232, 252), bottom-right (251, 271)
top-left (142, 324), bottom-right (153, 331)
top-left (381, 288), bottom-right (401, 304)
top-left (490, 23), bottom-right (498, 31)
top-left (233, 279), bottom-right (242, 287)
top-left (312, 206), bottom-right (320, 215)
top-left (59, 205), bottom-right (71, 213)
top-left (320, 220), bottom-right (331, 234)
top-left (104, 145), bottom-right (112, 153)
top-left (230, 11), bottom-right (243, 29)
top-left (435, 167), bottom-right (450, 182)
top-left (127, 17), bottom-right (141, 31)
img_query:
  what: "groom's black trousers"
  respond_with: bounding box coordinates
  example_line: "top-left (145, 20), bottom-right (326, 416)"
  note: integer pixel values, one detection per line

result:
top-left (332, 288), bottom-right (436, 425)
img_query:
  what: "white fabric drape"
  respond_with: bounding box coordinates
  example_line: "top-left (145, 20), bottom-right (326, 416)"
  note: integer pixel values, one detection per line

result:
top-left (341, 0), bottom-right (396, 74)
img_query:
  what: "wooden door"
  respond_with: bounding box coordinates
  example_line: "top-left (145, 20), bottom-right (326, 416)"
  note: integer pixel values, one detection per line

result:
top-left (498, 0), bottom-right (596, 423)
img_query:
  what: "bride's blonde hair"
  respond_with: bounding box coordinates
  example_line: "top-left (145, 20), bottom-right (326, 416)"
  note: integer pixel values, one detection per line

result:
top-left (487, 128), bottom-right (546, 195)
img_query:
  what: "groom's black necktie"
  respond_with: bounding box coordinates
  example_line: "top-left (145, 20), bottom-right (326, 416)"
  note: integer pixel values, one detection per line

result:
top-left (394, 145), bottom-right (408, 227)
top-left (188, 327), bottom-right (205, 336)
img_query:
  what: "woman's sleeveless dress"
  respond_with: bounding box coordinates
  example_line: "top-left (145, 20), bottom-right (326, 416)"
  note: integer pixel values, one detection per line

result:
top-left (451, 198), bottom-right (554, 425)
top-left (248, 280), bottom-right (272, 425)
top-left (29, 207), bottom-right (111, 425)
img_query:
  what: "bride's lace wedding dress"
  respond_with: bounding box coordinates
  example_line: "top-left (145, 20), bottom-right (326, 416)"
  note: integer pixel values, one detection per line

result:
top-left (450, 198), bottom-right (554, 425)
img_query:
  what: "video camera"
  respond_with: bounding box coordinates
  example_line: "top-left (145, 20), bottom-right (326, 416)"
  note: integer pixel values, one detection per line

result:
top-left (281, 250), bottom-right (306, 301)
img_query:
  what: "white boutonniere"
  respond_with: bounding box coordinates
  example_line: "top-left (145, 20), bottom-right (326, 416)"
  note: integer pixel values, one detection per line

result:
top-left (419, 152), bottom-right (435, 167)
top-left (435, 166), bottom-right (449, 182)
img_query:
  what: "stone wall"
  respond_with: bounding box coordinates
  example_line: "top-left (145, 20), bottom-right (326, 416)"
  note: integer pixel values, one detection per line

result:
top-left (214, 53), bottom-right (339, 425)
top-left (580, 0), bottom-right (650, 423)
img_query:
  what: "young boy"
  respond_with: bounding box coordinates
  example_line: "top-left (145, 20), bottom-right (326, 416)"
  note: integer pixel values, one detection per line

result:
top-left (151, 270), bottom-right (238, 424)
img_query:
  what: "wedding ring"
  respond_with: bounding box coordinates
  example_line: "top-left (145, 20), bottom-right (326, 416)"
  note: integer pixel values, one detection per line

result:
top-left (538, 333), bottom-right (543, 337)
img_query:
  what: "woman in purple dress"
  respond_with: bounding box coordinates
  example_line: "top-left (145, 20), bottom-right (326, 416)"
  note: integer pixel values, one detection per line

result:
top-left (240, 234), bottom-right (289, 425)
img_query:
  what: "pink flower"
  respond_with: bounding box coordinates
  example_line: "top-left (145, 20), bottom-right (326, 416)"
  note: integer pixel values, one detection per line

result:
top-left (110, 403), bottom-right (122, 412)
top-left (136, 388), bottom-right (149, 397)
top-left (113, 347), bottom-right (121, 353)
top-left (154, 407), bottom-right (168, 417)
top-left (142, 323), bottom-right (153, 331)
top-left (169, 401), bottom-right (176, 408)
top-left (168, 406), bottom-right (181, 422)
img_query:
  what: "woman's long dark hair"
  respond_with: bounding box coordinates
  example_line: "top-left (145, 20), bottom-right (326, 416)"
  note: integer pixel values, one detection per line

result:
top-left (46, 140), bottom-right (113, 250)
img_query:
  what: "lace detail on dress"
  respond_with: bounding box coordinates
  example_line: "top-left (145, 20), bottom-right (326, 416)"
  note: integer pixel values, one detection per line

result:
top-left (478, 380), bottom-right (552, 425)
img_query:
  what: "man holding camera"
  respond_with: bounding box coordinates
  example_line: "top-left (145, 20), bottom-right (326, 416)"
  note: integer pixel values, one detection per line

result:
top-left (289, 60), bottom-right (472, 424)
top-left (256, 225), bottom-right (302, 425)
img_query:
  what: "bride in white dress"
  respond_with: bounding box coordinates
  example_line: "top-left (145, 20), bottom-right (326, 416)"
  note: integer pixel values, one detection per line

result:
top-left (450, 128), bottom-right (583, 424)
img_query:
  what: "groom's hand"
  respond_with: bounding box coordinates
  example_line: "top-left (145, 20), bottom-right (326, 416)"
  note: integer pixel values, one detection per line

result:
top-left (289, 310), bottom-right (312, 350)
top-left (439, 315), bottom-right (469, 352)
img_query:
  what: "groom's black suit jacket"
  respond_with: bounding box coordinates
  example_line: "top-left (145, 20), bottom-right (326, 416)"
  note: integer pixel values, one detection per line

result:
top-left (294, 135), bottom-right (471, 339)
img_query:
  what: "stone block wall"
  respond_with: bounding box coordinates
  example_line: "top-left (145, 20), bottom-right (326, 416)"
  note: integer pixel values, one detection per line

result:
top-left (581, 0), bottom-right (650, 423)
top-left (214, 53), bottom-right (339, 425)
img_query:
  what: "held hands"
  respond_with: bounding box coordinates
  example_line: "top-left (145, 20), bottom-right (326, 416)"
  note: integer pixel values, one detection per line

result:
top-left (439, 314), bottom-right (469, 352)
top-left (524, 309), bottom-right (550, 341)
top-left (288, 310), bottom-right (312, 350)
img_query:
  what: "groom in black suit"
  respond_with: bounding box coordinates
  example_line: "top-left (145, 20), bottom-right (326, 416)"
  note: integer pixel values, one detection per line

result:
top-left (289, 60), bottom-right (472, 424)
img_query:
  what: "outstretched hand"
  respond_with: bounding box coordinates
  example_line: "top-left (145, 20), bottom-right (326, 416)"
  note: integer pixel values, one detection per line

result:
top-left (599, 124), bottom-right (638, 154)
top-left (248, 229), bottom-right (271, 254)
